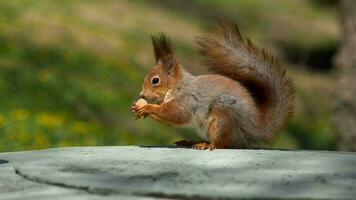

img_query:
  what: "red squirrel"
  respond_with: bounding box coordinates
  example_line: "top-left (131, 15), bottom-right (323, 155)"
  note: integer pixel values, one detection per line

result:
top-left (131, 20), bottom-right (295, 150)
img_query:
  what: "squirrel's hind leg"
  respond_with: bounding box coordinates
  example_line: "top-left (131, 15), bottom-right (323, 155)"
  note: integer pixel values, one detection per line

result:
top-left (208, 101), bottom-right (248, 149)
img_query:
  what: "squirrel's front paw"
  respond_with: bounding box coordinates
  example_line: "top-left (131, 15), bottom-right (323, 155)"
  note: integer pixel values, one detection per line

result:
top-left (131, 98), bottom-right (147, 111)
top-left (134, 106), bottom-right (148, 120)
top-left (131, 98), bottom-right (149, 120)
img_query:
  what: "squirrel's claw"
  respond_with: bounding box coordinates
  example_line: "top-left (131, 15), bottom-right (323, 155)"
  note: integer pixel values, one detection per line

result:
top-left (134, 105), bottom-right (147, 120)
top-left (208, 143), bottom-right (216, 151)
top-left (130, 104), bottom-right (136, 112)
top-left (175, 140), bottom-right (215, 150)
top-left (192, 142), bottom-right (211, 150)
top-left (131, 101), bottom-right (140, 112)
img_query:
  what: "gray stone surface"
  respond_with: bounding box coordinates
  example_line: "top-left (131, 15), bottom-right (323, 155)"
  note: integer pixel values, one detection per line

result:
top-left (0, 146), bottom-right (355, 199)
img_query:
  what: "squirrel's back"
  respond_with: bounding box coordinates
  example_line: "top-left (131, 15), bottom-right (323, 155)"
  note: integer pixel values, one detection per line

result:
top-left (197, 20), bottom-right (295, 142)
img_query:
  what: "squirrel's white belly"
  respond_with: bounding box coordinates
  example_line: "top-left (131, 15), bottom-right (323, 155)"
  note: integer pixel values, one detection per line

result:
top-left (165, 89), bottom-right (210, 141)
top-left (182, 115), bottom-right (210, 141)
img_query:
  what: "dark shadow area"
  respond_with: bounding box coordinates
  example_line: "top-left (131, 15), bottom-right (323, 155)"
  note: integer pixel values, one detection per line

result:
top-left (0, 159), bottom-right (9, 165)
top-left (139, 144), bottom-right (182, 148)
top-left (139, 144), bottom-right (293, 151)
top-left (278, 41), bottom-right (339, 71)
top-left (312, 0), bottom-right (339, 8)
top-left (250, 147), bottom-right (293, 151)
top-left (287, 120), bottom-right (337, 150)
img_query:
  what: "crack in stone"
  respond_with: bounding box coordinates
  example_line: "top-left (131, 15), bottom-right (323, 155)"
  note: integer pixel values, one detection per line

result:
top-left (0, 159), bottom-right (9, 165)
top-left (13, 167), bottom-right (214, 200)
top-left (14, 167), bottom-right (112, 196)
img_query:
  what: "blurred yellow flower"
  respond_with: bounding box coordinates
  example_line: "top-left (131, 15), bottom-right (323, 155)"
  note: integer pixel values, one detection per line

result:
top-left (36, 112), bottom-right (65, 128)
top-left (70, 121), bottom-right (88, 134)
top-left (0, 113), bottom-right (5, 127)
top-left (10, 108), bottom-right (29, 120)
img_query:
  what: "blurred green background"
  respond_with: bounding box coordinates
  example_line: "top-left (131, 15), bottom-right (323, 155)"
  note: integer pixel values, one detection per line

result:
top-left (0, 0), bottom-right (339, 152)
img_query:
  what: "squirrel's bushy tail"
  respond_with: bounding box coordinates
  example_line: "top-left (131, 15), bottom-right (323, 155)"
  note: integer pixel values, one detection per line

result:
top-left (197, 20), bottom-right (295, 142)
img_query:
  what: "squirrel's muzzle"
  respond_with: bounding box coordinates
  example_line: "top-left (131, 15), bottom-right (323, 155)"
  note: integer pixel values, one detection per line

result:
top-left (139, 92), bottom-right (145, 99)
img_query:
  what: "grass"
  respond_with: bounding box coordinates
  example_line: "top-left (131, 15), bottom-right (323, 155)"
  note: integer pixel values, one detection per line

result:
top-left (0, 0), bottom-right (338, 152)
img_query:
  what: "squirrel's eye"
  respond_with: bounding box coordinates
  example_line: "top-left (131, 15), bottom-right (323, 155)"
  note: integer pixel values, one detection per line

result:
top-left (152, 77), bottom-right (160, 85)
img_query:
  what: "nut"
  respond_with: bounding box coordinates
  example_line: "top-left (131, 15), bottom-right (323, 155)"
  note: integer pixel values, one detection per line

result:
top-left (135, 98), bottom-right (147, 110)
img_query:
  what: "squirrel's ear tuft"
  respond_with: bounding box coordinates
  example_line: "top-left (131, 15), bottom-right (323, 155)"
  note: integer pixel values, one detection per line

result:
top-left (151, 33), bottom-right (173, 63)
top-left (151, 33), bottom-right (177, 76)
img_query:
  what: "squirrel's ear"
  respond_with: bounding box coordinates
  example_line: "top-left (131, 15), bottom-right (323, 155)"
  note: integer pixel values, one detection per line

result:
top-left (157, 54), bottom-right (176, 76)
top-left (162, 54), bottom-right (177, 77)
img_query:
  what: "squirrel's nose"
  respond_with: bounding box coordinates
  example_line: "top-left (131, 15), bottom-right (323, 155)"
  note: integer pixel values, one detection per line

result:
top-left (139, 92), bottom-right (145, 99)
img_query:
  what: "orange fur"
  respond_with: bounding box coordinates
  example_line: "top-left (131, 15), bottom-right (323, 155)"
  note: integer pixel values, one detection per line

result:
top-left (197, 19), bottom-right (295, 141)
top-left (132, 19), bottom-right (296, 149)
